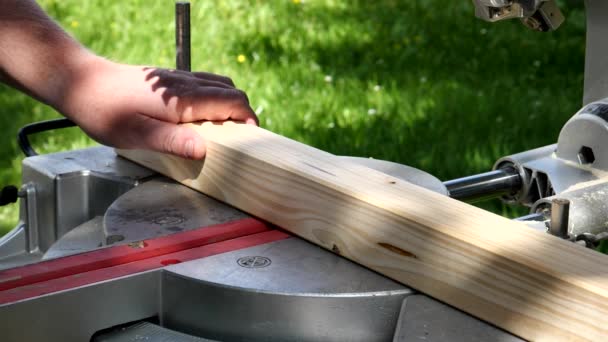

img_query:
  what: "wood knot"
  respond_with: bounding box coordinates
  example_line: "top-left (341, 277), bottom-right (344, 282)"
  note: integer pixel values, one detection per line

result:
top-left (331, 244), bottom-right (341, 255)
top-left (378, 242), bottom-right (417, 258)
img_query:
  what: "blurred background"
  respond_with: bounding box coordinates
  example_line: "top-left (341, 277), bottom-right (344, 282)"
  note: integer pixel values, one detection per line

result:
top-left (0, 0), bottom-right (586, 236)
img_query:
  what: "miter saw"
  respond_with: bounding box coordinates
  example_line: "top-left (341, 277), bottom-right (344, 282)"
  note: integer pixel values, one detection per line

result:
top-left (0, 1), bottom-right (604, 341)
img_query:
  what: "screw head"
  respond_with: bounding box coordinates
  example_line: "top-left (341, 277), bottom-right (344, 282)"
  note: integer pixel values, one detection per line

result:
top-left (237, 256), bottom-right (271, 268)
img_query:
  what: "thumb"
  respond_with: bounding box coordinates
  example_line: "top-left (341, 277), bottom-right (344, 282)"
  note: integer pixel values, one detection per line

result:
top-left (135, 117), bottom-right (207, 159)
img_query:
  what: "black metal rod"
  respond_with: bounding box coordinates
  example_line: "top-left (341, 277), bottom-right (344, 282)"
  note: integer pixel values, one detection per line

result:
top-left (176, 1), bottom-right (191, 71)
top-left (444, 167), bottom-right (522, 202)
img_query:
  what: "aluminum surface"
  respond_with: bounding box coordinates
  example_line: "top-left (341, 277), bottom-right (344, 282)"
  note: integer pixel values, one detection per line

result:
top-left (162, 238), bottom-right (412, 341)
top-left (0, 270), bottom-right (159, 342)
top-left (43, 216), bottom-right (104, 260)
top-left (103, 177), bottom-right (249, 245)
top-left (557, 104), bottom-right (608, 171)
top-left (94, 322), bottom-right (216, 342)
top-left (393, 295), bottom-right (523, 342)
top-left (494, 144), bottom-right (598, 205)
top-left (533, 181), bottom-right (608, 236)
top-left (20, 146), bottom-right (153, 251)
top-left (0, 237), bottom-right (514, 342)
top-left (0, 225), bottom-right (42, 270)
top-left (0, 146), bottom-right (154, 268)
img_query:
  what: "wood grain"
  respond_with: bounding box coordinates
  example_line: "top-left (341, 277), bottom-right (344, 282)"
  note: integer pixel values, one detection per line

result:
top-left (118, 122), bottom-right (608, 341)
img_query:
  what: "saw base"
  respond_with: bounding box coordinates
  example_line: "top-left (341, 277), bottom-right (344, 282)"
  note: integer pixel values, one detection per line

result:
top-left (0, 147), bottom-right (521, 341)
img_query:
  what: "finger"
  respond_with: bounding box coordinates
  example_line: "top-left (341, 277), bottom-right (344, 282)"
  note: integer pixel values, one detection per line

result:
top-left (148, 71), bottom-right (235, 94)
top-left (153, 69), bottom-right (237, 88)
top-left (132, 115), bottom-right (207, 159)
top-left (191, 71), bottom-right (236, 87)
top-left (195, 78), bottom-right (235, 90)
top-left (175, 87), bottom-right (258, 124)
top-left (163, 69), bottom-right (236, 88)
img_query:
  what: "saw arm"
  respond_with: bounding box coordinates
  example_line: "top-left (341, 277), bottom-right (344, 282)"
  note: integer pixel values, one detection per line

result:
top-left (472, 0), bottom-right (564, 31)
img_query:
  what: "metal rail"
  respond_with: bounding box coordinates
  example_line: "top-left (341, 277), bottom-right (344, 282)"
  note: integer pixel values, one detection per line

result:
top-left (444, 167), bottom-right (522, 202)
top-left (175, 2), bottom-right (191, 72)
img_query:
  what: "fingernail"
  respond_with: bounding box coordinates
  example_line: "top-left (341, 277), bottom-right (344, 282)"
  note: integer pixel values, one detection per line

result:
top-left (185, 140), bottom-right (194, 159)
top-left (246, 118), bottom-right (257, 126)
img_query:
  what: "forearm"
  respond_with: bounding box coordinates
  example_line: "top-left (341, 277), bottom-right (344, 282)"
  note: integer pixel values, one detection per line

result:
top-left (0, 0), bottom-right (256, 159)
top-left (0, 0), bottom-right (98, 109)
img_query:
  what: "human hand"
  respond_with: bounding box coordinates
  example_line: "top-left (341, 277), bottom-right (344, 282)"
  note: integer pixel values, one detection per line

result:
top-left (56, 57), bottom-right (257, 159)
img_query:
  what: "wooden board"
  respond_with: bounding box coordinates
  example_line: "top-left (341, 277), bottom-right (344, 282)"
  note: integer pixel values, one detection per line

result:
top-left (118, 122), bottom-right (608, 341)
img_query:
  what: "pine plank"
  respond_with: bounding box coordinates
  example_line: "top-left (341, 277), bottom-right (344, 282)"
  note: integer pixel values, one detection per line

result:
top-left (118, 122), bottom-right (608, 341)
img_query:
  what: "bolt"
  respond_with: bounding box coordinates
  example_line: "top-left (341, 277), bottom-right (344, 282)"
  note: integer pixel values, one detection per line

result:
top-left (550, 198), bottom-right (570, 239)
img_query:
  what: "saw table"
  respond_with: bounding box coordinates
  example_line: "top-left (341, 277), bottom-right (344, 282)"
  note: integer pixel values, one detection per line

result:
top-left (0, 146), bottom-right (521, 341)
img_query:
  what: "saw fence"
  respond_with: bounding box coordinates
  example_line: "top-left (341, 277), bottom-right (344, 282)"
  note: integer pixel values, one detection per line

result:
top-left (118, 122), bottom-right (608, 342)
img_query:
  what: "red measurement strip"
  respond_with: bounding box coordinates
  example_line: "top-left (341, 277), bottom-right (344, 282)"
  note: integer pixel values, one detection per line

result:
top-left (0, 230), bottom-right (290, 305)
top-left (0, 218), bottom-right (271, 291)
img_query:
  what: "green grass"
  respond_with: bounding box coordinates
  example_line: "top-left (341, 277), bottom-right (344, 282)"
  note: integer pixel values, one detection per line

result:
top-left (0, 0), bottom-right (587, 236)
